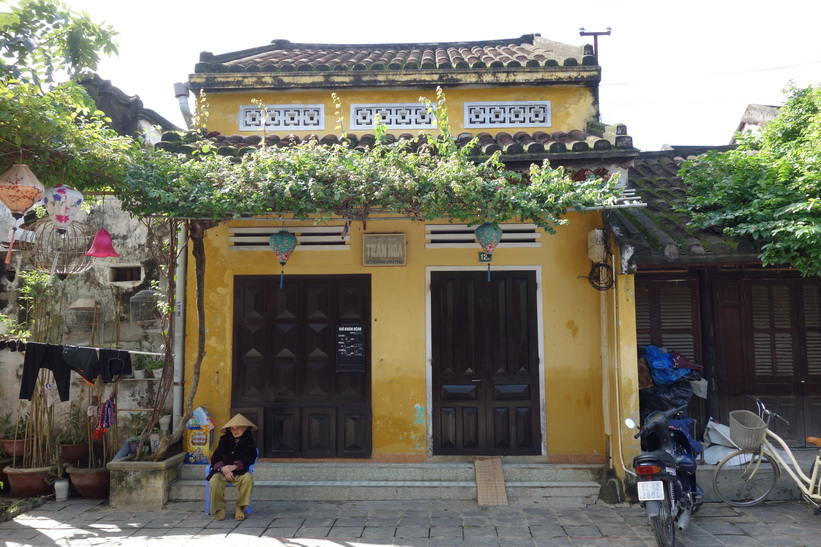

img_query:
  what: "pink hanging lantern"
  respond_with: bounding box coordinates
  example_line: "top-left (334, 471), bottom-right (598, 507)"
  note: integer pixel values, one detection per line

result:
top-left (43, 184), bottom-right (83, 233)
top-left (85, 228), bottom-right (119, 257)
top-left (0, 164), bottom-right (45, 264)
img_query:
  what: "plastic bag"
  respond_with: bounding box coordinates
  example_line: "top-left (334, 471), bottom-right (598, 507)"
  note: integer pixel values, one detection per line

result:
top-left (639, 381), bottom-right (693, 423)
top-left (643, 345), bottom-right (691, 385)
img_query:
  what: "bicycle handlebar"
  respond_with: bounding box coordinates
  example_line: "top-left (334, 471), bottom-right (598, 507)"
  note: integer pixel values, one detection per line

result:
top-left (746, 394), bottom-right (790, 425)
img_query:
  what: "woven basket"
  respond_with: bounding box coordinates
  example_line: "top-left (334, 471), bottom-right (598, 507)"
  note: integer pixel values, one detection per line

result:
top-left (729, 410), bottom-right (767, 450)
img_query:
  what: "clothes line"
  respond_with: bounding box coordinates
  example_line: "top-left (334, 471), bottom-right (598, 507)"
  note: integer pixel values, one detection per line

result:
top-left (66, 344), bottom-right (165, 357)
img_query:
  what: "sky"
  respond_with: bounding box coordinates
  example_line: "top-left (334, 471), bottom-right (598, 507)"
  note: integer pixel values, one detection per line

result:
top-left (56, 0), bottom-right (821, 151)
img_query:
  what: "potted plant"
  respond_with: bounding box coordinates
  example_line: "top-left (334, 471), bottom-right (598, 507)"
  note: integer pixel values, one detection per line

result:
top-left (66, 391), bottom-right (114, 499)
top-left (50, 454), bottom-right (69, 502)
top-left (142, 358), bottom-right (164, 379)
top-left (56, 408), bottom-right (88, 466)
top-left (1, 412), bottom-right (31, 458)
top-left (4, 395), bottom-right (56, 497)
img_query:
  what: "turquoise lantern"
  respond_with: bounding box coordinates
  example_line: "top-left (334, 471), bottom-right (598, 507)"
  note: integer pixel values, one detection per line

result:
top-left (269, 230), bottom-right (297, 289)
top-left (475, 222), bottom-right (503, 281)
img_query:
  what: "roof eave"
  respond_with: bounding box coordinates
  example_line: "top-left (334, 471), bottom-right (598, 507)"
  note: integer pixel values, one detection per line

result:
top-left (187, 67), bottom-right (601, 93)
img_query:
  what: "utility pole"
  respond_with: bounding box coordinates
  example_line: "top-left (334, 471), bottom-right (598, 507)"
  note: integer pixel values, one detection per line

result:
top-left (579, 27), bottom-right (612, 57)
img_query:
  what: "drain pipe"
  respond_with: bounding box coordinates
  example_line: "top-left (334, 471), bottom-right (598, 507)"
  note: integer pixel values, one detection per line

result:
top-left (173, 82), bottom-right (193, 130)
top-left (172, 222), bottom-right (187, 433)
top-left (170, 82), bottom-right (193, 433)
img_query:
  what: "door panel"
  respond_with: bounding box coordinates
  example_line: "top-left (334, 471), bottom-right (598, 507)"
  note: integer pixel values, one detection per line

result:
top-left (432, 271), bottom-right (541, 455)
top-left (714, 276), bottom-right (821, 446)
top-left (233, 275), bottom-right (371, 458)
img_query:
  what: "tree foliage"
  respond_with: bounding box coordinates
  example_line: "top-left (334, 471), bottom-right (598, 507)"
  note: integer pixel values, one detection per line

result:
top-left (681, 84), bottom-right (821, 276)
top-left (0, 80), bottom-right (137, 189)
top-left (0, 0), bottom-right (117, 89)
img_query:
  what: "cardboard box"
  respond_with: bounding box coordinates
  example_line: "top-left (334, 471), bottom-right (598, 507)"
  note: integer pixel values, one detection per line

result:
top-left (184, 406), bottom-right (216, 464)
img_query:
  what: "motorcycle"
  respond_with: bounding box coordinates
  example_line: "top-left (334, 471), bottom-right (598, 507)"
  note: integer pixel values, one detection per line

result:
top-left (626, 404), bottom-right (703, 547)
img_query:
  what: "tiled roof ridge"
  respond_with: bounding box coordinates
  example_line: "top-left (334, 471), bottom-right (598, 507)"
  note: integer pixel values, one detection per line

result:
top-left (79, 73), bottom-right (181, 132)
top-left (199, 34), bottom-right (571, 62)
top-left (195, 34), bottom-right (595, 74)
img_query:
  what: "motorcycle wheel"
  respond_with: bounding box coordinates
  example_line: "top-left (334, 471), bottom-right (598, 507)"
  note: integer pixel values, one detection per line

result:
top-left (712, 449), bottom-right (778, 506)
top-left (649, 489), bottom-right (676, 547)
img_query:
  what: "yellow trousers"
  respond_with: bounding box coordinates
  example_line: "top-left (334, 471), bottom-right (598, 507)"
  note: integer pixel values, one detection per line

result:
top-left (208, 472), bottom-right (254, 513)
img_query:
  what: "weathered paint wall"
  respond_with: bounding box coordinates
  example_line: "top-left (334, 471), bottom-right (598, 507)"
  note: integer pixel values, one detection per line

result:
top-left (203, 86), bottom-right (596, 138)
top-left (187, 211), bottom-right (609, 458)
top-left (0, 198), bottom-right (172, 443)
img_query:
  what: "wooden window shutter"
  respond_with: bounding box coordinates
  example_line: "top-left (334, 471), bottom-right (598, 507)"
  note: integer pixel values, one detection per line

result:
top-left (635, 277), bottom-right (701, 362)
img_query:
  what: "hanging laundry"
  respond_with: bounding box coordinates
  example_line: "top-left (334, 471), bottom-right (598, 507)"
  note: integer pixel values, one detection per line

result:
top-left (63, 345), bottom-right (99, 385)
top-left (19, 342), bottom-right (71, 401)
top-left (99, 348), bottom-right (132, 382)
top-left (43, 381), bottom-right (60, 407)
top-left (93, 394), bottom-right (116, 440)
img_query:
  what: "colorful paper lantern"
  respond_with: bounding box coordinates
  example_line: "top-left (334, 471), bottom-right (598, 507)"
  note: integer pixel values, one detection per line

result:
top-left (269, 230), bottom-right (297, 289)
top-left (43, 184), bottom-right (83, 233)
top-left (475, 222), bottom-right (503, 281)
top-left (0, 164), bottom-right (45, 264)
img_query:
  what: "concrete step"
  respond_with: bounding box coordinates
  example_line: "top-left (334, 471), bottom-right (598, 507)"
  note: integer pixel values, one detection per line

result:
top-left (169, 460), bottom-right (604, 503)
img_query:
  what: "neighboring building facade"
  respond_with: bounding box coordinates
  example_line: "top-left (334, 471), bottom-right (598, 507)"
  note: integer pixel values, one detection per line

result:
top-left (609, 147), bottom-right (821, 447)
top-left (181, 35), bottom-right (643, 470)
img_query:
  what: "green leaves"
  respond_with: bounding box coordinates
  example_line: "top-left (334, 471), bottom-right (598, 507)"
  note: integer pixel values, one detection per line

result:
top-left (116, 133), bottom-right (622, 231)
top-left (0, 0), bottom-right (117, 89)
top-left (682, 83), bottom-right (821, 276)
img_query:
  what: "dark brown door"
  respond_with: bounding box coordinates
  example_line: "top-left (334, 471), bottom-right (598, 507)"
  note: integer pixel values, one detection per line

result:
top-left (715, 277), bottom-right (821, 446)
top-left (232, 275), bottom-right (371, 458)
top-left (431, 270), bottom-right (541, 455)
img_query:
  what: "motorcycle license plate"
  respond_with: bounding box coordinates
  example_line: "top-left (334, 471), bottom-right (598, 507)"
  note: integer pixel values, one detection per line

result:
top-left (637, 480), bottom-right (665, 501)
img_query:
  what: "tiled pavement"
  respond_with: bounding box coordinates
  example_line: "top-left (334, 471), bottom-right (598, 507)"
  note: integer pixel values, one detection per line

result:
top-left (2, 497), bottom-right (821, 546)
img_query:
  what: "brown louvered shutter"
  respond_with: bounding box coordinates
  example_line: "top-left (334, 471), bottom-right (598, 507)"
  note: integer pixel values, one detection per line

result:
top-left (635, 277), bottom-right (701, 362)
top-left (750, 283), bottom-right (795, 380)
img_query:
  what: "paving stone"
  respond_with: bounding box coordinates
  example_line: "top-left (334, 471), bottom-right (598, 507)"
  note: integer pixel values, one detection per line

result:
top-left (361, 526), bottom-right (397, 537)
top-left (395, 524), bottom-right (431, 537)
top-left (429, 525), bottom-right (463, 538)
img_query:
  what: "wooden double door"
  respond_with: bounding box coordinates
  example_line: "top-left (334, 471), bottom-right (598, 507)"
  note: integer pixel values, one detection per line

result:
top-left (431, 271), bottom-right (542, 455)
top-left (715, 277), bottom-right (821, 445)
top-left (232, 275), bottom-right (371, 458)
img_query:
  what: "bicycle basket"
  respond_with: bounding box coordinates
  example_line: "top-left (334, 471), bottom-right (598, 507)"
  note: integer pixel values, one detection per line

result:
top-left (729, 410), bottom-right (767, 450)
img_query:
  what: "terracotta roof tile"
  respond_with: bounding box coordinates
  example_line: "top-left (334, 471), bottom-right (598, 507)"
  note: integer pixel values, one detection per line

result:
top-left (194, 34), bottom-right (593, 74)
top-left (607, 147), bottom-right (764, 268)
top-left (155, 125), bottom-right (636, 162)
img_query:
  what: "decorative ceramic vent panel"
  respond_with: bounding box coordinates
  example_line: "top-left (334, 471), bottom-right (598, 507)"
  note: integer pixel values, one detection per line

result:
top-left (425, 223), bottom-right (541, 248)
top-left (229, 225), bottom-right (350, 251)
top-left (239, 105), bottom-right (324, 131)
top-left (350, 104), bottom-right (436, 130)
top-left (464, 101), bottom-right (551, 128)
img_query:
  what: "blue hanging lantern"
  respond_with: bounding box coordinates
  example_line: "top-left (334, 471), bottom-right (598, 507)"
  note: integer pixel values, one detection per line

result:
top-left (475, 222), bottom-right (503, 281)
top-left (269, 230), bottom-right (297, 289)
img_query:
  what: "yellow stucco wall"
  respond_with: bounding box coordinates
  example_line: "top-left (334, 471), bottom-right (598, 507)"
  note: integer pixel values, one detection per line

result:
top-left (203, 86), bottom-right (596, 138)
top-left (185, 212), bottom-right (610, 458)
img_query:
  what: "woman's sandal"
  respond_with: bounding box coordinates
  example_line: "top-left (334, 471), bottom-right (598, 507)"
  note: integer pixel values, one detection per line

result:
top-left (215, 509), bottom-right (225, 521)
top-left (235, 507), bottom-right (247, 521)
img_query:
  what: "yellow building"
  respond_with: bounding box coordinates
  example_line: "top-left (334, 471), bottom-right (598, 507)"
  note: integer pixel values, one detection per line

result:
top-left (182, 34), bottom-right (642, 480)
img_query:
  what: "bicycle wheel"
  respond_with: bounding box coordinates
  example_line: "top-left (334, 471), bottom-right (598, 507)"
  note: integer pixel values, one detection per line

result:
top-left (712, 449), bottom-right (778, 506)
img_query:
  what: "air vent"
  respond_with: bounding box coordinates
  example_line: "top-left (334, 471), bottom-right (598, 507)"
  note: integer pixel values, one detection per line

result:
top-left (425, 223), bottom-right (541, 248)
top-left (229, 225), bottom-right (350, 251)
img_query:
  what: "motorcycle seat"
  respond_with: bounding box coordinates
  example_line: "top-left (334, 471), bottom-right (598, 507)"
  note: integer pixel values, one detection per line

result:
top-left (807, 436), bottom-right (821, 448)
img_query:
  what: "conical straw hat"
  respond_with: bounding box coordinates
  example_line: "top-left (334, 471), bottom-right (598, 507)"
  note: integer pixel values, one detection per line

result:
top-left (220, 413), bottom-right (257, 431)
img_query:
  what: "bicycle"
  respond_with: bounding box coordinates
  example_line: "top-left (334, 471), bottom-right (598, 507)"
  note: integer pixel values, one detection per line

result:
top-left (712, 396), bottom-right (821, 514)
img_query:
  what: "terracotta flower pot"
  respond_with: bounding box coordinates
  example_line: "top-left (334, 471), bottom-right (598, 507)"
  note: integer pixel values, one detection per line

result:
top-left (66, 466), bottom-right (110, 499)
top-left (2, 438), bottom-right (32, 458)
top-left (60, 443), bottom-right (89, 467)
top-left (4, 466), bottom-right (54, 497)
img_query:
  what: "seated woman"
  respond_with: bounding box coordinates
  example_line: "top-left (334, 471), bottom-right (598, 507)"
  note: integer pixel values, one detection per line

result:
top-left (207, 413), bottom-right (257, 520)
